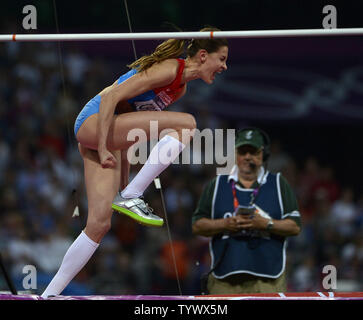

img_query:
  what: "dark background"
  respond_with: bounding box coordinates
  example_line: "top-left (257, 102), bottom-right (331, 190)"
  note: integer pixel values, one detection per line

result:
top-left (0, 0), bottom-right (362, 295)
top-left (2, 0), bottom-right (363, 32)
top-left (2, 0), bottom-right (361, 192)
top-left (2, 0), bottom-right (362, 190)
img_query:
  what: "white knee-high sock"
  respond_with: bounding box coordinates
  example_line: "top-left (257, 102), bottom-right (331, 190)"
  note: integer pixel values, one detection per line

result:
top-left (41, 231), bottom-right (99, 298)
top-left (121, 135), bottom-right (185, 199)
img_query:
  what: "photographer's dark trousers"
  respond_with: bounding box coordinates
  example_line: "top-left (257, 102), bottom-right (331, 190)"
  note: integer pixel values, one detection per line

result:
top-left (207, 272), bottom-right (286, 294)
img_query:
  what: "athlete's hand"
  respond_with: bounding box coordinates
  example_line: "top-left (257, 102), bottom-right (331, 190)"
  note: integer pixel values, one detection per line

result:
top-left (98, 148), bottom-right (117, 168)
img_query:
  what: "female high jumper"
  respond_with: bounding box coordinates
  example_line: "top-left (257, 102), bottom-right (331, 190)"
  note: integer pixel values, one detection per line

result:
top-left (41, 27), bottom-right (228, 298)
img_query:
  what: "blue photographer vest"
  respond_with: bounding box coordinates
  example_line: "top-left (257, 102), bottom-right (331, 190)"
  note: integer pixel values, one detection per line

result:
top-left (210, 173), bottom-right (286, 279)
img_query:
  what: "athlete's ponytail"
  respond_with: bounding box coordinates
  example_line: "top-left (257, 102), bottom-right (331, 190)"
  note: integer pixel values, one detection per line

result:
top-left (127, 38), bottom-right (186, 72)
top-left (128, 26), bottom-right (228, 72)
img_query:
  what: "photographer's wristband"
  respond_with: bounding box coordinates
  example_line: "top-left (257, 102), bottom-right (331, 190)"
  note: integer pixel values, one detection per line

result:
top-left (266, 219), bottom-right (274, 231)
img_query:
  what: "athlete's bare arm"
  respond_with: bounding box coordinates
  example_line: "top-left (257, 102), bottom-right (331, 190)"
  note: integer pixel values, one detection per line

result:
top-left (97, 59), bottom-right (180, 168)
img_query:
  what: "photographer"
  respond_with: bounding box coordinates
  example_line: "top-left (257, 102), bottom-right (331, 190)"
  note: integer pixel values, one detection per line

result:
top-left (192, 128), bottom-right (301, 294)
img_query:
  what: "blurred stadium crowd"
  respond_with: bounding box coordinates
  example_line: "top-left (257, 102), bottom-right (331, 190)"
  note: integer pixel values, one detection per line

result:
top-left (0, 41), bottom-right (362, 295)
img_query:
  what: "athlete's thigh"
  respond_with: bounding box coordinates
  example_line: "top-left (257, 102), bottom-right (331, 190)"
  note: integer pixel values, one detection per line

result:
top-left (77, 110), bottom-right (193, 151)
top-left (110, 110), bottom-right (193, 149)
top-left (79, 143), bottom-right (121, 220)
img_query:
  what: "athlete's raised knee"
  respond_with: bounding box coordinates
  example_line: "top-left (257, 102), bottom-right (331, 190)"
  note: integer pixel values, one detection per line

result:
top-left (171, 113), bottom-right (197, 134)
top-left (184, 113), bottom-right (197, 131)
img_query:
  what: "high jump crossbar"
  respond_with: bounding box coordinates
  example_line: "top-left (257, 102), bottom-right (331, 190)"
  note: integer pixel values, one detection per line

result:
top-left (0, 28), bottom-right (363, 42)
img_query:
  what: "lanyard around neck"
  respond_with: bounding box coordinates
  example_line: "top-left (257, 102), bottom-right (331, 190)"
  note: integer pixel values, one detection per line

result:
top-left (231, 180), bottom-right (261, 210)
